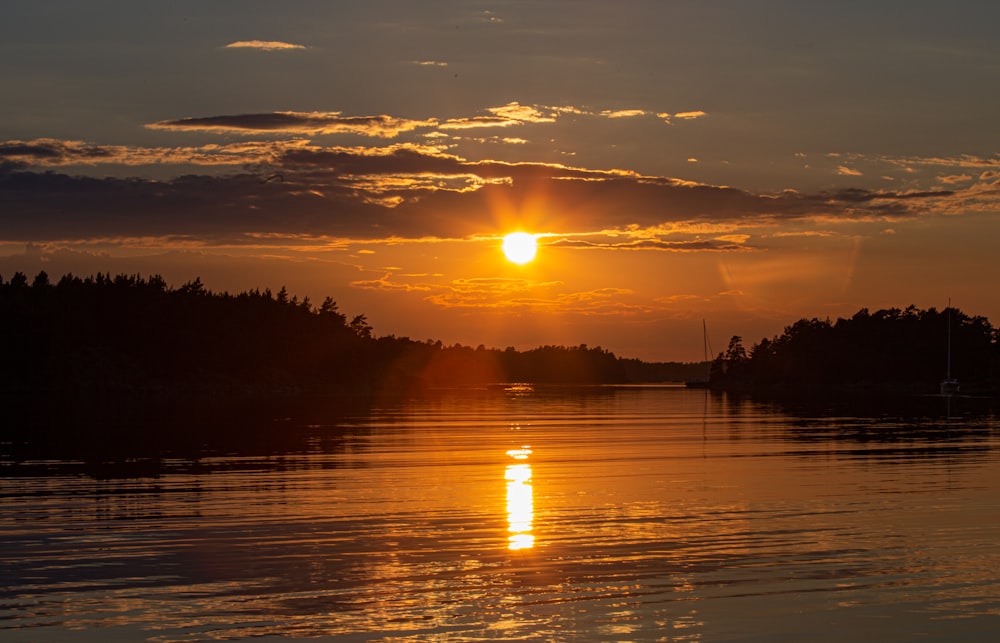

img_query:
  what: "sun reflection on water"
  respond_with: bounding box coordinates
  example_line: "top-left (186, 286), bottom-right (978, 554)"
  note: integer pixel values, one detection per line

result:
top-left (505, 446), bottom-right (534, 550)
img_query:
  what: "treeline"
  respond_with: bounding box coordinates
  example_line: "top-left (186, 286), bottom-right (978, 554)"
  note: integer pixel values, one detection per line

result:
top-left (0, 271), bottom-right (702, 400)
top-left (710, 306), bottom-right (1000, 396)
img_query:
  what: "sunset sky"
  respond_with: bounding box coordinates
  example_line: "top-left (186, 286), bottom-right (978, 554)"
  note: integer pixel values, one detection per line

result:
top-left (2, 0), bottom-right (999, 362)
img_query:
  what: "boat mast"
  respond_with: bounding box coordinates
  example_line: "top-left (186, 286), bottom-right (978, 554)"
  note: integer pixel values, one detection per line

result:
top-left (946, 298), bottom-right (952, 381)
top-left (940, 298), bottom-right (959, 395)
top-left (702, 319), bottom-right (710, 380)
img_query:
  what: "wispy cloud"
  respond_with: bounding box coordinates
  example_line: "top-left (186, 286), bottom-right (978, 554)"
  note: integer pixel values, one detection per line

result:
top-left (350, 273), bottom-right (435, 293)
top-left (874, 153), bottom-right (1000, 169)
top-left (547, 238), bottom-right (753, 252)
top-left (439, 116), bottom-right (522, 130)
top-left (420, 278), bottom-right (643, 315)
top-left (937, 174), bottom-right (973, 185)
top-left (600, 109), bottom-right (648, 119)
top-left (224, 40), bottom-right (307, 51)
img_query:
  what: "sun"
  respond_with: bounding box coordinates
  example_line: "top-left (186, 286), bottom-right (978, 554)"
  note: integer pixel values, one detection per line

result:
top-left (502, 232), bottom-right (538, 265)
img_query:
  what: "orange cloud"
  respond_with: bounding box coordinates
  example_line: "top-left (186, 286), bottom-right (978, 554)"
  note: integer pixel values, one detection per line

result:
top-left (440, 102), bottom-right (557, 130)
top-left (876, 153), bottom-right (1000, 169)
top-left (351, 273), bottom-right (434, 292)
top-left (425, 279), bottom-right (643, 315)
top-left (439, 116), bottom-right (521, 130)
top-left (600, 109), bottom-right (649, 119)
top-left (347, 272), bottom-right (650, 316)
top-left (937, 174), bottom-right (973, 185)
top-left (488, 102), bottom-right (556, 123)
top-left (547, 238), bottom-right (754, 252)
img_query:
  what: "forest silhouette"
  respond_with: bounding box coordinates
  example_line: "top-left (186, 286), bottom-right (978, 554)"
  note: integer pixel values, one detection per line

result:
top-left (2, 271), bottom-right (998, 458)
top-left (3, 271), bottom-right (998, 398)
top-left (709, 306), bottom-right (999, 397)
top-left (0, 271), bottom-right (700, 397)
top-left (0, 271), bottom-right (698, 457)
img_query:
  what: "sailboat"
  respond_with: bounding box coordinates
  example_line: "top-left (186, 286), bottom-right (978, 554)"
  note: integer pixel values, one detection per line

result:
top-left (940, 302), bottom-right (960, 395)
top-left (685, 320), bottom-right (712, 389)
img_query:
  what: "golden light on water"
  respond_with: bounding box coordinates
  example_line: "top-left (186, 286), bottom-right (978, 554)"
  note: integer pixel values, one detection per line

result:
top-left (505, 446), bottom-right (534, 550)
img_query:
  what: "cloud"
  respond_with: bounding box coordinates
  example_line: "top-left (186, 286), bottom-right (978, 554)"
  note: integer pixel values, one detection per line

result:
top-left (600, 109), bottom-right (649, 119)
top-left (138, 102), bottom-right (701, 143)
top-left (656, 110), bottom-right (708, 124)
top-left (0, 138), bottom-right (976, 247)
top-left (937, 174), bottom-right (973, 185)
top-left (876, 153), bottom-right (1000, 169)
top-left (439, 116), bottom-right (521, 130)
top-left (488, 102), bottom-right (555, 123)
top-left (771, 230), bottom-right (837, 238)
top-left (440, 102), bottom-right (557, 130)
top-left (0, 138), bottom-right (313, 167)
top-left (0, 139), bottom-right (116, 165)
top-left (350, 273), bottom-right (435, 293)
top-left (547, 237), bottom-right (753, 252)
top-left (421, 278), bottom-right (643, 315)
top-left (224, 40), bottom-right (307, 51)
top-left (831, 152), bottom-right (1000, 185)
top-left (147, 112), bottom-right (437, 137)
top-left (350, 273), bottom-right (600, 313)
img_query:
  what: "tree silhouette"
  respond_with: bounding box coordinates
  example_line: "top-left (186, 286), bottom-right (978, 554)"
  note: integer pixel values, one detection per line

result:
top-left (710, 306), bottom-right (998, 395)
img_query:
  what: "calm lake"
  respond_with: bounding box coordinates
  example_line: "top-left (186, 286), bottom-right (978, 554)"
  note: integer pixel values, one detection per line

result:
top-left (2, 385), bottom-right (1000, 641)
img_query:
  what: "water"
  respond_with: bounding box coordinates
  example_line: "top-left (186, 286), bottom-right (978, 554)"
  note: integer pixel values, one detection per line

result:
top-left (2, 386), bottom-right (999, 641)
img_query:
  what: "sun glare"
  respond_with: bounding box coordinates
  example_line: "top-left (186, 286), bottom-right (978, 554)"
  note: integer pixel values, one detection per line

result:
top-left (502, 232), bottom-right (538, 265)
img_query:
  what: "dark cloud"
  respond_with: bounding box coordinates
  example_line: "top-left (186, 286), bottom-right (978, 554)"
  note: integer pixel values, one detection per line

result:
top-left (0, 141), bottom-right (66, 159)
top-left (147, 112), bottom-right (436, 137)
top-left (0, 144), bottom-right (969, 245)
top-left (276, 146), bottom-right (630, 182)
top-left (0, 139), bottom-right (116, 163)
top-left (804, 187), bottom-right (956, 204)
top-left (0, 138), bottom-right (292, 167)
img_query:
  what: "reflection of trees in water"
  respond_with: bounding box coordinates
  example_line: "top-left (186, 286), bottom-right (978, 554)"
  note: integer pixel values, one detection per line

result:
top-left (2, 393), bottom-right (376, 478)
top-left (769, 394), bottom-right (997, 462)
top-left (695, 390), bottom-right (999, 462)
